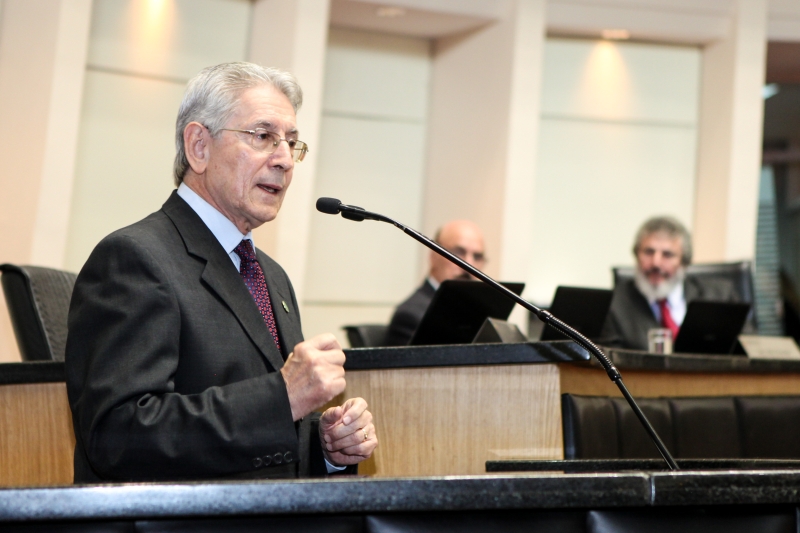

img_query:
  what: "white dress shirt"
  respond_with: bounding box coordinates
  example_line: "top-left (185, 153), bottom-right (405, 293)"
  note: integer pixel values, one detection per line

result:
top-left (177, 183), bottom-right (253, 269)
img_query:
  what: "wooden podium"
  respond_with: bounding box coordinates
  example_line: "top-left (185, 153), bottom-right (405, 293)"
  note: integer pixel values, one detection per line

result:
top-left (331, 342), bottom-right (588, 477)
top-left (5, 342), bottom-right (800, 485)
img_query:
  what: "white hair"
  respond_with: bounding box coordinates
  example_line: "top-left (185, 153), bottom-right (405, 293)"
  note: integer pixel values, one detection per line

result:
top-left (173, 62), bottom-right (303, 185)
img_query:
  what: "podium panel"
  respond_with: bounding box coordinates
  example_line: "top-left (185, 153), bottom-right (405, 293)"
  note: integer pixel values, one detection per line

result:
top-left (0, 382), bottom-right (74, 486)
top-left (340, 363), bottom-right (563, 476)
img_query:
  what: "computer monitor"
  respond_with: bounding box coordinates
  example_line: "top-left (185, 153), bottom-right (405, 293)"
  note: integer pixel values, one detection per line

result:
top-left (539, 286), bottom-right (614, 342)
top-left (409, 280), bottom-right (525, 346)
top-left (673, 301), bottom-right (751, 354)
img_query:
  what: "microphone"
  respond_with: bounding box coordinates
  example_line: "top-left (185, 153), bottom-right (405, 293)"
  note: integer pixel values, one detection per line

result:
top-left (315, 197), bottom-right (342, 215)
top-left (316, 197), bottom-right (387, 222)
top-left (316, 196), bottom-right (679, 471)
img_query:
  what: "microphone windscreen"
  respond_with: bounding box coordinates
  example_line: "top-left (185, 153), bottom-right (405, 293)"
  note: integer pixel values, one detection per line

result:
top-left (316, 197), bottom-right (342, 215)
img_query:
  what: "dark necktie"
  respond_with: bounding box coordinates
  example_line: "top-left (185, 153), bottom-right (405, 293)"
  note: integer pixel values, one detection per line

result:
top-left (234, 240), bottom-right (281, 351)
top-left (657, 299), bottom-right (679, 339)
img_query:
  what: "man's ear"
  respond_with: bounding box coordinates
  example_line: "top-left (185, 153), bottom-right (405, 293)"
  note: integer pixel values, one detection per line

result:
top-left (184, 122), bottom-right (209, 175)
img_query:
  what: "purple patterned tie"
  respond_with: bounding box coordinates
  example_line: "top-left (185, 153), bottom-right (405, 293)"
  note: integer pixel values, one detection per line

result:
top-left (234, 240), bottom-right (281, 352)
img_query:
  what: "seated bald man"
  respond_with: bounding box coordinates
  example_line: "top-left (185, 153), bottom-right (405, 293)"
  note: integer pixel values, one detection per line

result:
top-left (385, 220), bottom-right (486, 346)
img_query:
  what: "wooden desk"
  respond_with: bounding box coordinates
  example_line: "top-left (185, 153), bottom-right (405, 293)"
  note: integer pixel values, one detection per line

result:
top-left (0, 363), bottom-right (73, 487)
top-left (6, 343), bottom-right (800, 486)
top-left (560, 349), bottom-right (800, 398)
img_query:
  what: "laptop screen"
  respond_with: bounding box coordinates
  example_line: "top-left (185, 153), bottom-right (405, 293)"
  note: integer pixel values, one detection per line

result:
top-left (409, 280), bottom-right (525, 346)
top-left (540, 286), bottom-right (614, 342)
top-left (673, 300), bottom-right (751, 354)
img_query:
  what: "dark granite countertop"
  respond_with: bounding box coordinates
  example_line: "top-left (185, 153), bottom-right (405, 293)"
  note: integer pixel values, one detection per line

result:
top-left (487, 459), bottom-right (800, 473)
top-left (342, 340), bottom-right (590, 370)
top-left (4, 470), bottom-right (800, 522)
top-left (5, 341), bottom-right (800, 386)
top-left (0, 473), bottom-right (651, 521)
top-left (0, 342), bottom-right (592, 384)
top-left (0, 361), bottom-right (65, 385)
top-left (605, 348), bottom-right (800, 373)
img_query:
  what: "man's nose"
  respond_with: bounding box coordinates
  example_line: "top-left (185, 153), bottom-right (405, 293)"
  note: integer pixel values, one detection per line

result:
top-left (270, 139), bottom-right (295, 169)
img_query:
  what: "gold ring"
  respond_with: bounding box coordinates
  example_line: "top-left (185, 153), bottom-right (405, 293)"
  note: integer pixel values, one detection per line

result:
top-left (362, 428), bottom-right (368, 441)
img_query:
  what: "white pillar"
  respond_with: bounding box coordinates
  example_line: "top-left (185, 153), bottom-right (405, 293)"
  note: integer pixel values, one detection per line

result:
top-left (499, 0), bottom-right (547, 284)
top-left (248, 0), bottom-right (330, 305)
top-left (0, 0), bottom-right (91, 361)
top-left (423, 0), bottom-right (546, 327)
top-left (693, 0), bottom-right (767, 263)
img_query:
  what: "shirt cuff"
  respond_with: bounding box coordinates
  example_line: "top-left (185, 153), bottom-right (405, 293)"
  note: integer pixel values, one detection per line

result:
top-left (325, 458), bottom-right (347, 473)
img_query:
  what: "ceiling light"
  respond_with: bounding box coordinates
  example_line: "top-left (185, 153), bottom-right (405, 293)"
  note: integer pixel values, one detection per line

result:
top-left (376, 6), bottom-right (406, 18)
top-left (601, 29), bottom-right (630, 40)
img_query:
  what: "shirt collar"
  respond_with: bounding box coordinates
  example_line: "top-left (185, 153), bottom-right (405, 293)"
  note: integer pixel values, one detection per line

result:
top-left (177, 182), bottom-right (253, 254)
top-left (666, 278), bottom-right (684, 307)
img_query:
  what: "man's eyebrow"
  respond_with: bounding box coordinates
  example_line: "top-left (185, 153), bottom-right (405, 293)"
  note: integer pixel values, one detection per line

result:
top-left (254, 121), bottom-right (298, 135)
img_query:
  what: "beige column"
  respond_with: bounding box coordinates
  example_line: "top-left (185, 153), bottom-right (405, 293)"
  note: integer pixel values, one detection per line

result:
top-left (423, 0), bottom-right (546, 327)
top-left (247, 0), bottom-right (330, 305)
top-left (423, 0), bottom-right (546, 279)
top-left (693, 0), bottom-right (767, 263)
top-left (0, 0), bottom-right (92, 362)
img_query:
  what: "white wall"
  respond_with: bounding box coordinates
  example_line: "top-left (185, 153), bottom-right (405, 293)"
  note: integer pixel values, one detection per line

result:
top-left (65, 0), bottom-right (251, 272)
top-left (302, 28), bottom-right (431, 341)
top-left (527, 38), bottom-right (701, 303)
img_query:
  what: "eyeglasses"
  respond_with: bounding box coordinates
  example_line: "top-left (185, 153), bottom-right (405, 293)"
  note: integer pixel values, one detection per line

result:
top-left (219, 128), bottom-right (309, 162)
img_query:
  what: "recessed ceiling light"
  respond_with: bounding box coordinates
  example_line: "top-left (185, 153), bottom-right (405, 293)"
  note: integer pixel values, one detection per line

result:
top-left (376, 6), bottom-right (406, 18)
top-left (601, 29), bottom-right (630, 40)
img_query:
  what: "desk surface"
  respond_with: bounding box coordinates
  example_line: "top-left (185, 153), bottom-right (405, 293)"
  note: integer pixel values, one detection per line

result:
top-left (2, 470), bottom-right (800, 522)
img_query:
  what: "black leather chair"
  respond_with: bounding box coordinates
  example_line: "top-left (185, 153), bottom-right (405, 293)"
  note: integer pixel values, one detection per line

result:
top-left (0, 264), bottom-right (77, 361)
top-left (613, 261), bottom-right (755, 302)
top-left (343, 324), bottom-right (389, 348)
top-left (612, 261), bottom-right (757, 328)
top-left (562, 393), bottom-right (800, 460)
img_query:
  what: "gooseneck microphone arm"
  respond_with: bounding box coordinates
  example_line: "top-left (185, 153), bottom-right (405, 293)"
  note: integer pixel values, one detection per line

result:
top-left (316, 197), bottom-right (679, 471)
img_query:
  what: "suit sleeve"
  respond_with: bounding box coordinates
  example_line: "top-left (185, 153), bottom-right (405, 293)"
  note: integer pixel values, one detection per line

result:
top-left (66, 234), bottom-right (298, 481)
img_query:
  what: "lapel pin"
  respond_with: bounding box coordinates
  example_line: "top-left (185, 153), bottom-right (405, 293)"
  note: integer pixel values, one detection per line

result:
top-left (282, 301), bottom-right (289, 313)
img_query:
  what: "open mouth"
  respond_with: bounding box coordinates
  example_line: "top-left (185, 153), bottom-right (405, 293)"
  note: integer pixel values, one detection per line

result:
top-left (258, 184), bottom-right (280, 194)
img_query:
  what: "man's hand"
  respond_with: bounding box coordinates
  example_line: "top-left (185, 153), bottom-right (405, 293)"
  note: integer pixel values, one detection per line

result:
top-left (280, 333), bottom-right (346, 421)
top-left (319, 397), bottom-right (378, 466)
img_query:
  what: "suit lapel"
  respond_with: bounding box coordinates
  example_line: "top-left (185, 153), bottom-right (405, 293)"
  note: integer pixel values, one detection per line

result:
top-left (162, 192), bottom-right (286, 371)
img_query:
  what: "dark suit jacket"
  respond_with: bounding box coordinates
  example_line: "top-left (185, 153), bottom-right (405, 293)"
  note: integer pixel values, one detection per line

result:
top-left (601, 275), bottom-right (740, 351)
top-left (384, 280), bottom-right (436, 346)
top-left (66, 191), bottom-right (329, 482)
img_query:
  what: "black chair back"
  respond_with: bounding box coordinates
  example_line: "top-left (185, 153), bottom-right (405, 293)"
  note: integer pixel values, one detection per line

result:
top-left (0, 264), bottom-right (77, 361)
top-left (343, 324), bottom-right (389, 348)
top-left (562, 393), bottom-right (800, 460)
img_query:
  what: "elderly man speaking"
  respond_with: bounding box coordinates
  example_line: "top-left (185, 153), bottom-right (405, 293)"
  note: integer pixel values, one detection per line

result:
top-left (66, 63), bottom-right (377, 482)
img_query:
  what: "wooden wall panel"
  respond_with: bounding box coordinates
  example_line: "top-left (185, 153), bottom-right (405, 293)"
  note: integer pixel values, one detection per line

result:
top-left (0, 383), bottom-right (74, 487)
top-left (560, 365), bottom-right (800, 397)
top-left (7, 361), bottom-right (800, 486)
top-left (335, 364), bottom-right (564, 477)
